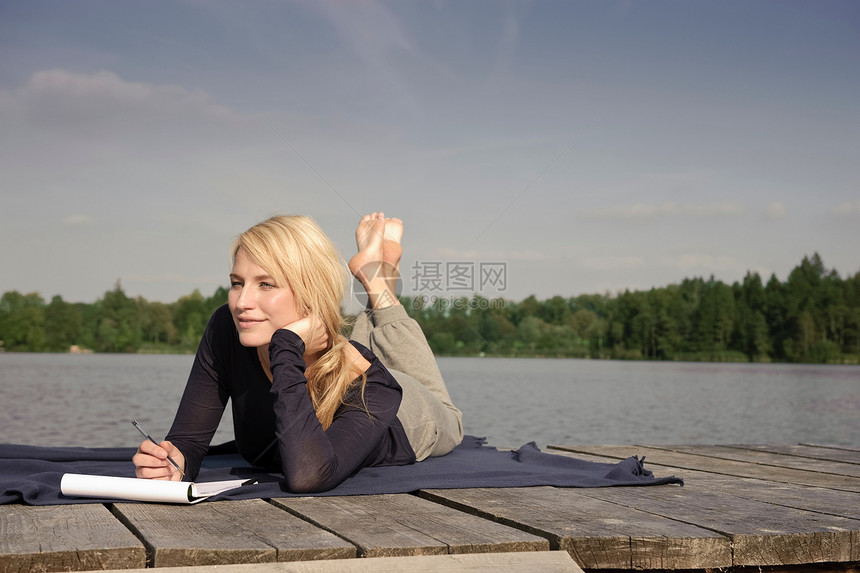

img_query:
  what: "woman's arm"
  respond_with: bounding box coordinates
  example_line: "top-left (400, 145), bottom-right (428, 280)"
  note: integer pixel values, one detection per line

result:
top-left (268, 329), bottom-right (400, 493)
top-left (161, 307), bottom-right (232, 480)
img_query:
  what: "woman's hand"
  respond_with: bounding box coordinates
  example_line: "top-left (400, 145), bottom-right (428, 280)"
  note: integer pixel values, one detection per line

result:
top-left (283, 314), bottom-right (329, 356)
top-left (132, 439), bottom-right (186, 481)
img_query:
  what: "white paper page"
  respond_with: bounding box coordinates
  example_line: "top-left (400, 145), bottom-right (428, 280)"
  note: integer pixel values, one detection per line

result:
top-left (61, 473), bottom-right (195, 503)
top-left (190, 479), bottom-right (254, 498)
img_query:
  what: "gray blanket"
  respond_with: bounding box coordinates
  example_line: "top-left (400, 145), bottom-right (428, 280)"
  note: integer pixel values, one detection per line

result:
top-left (0, 436), bottom-right (683, 505)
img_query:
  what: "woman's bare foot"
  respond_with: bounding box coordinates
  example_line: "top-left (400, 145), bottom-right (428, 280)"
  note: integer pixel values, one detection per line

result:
top-left (349, 212), bottom-right (385, 275)
top-left (349, 213), bottom-right (402, 309)
top-left (382, 217), bottom-right (403, 271)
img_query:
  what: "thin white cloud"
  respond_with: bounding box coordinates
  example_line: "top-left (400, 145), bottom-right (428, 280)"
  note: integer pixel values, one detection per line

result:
top-left (0, 69), bottom-right (362, 209)
top-left (13, 69), bottom-right (242, 135)
top-left (764, 202), bottom-right (787, 220)
top-left (662, 254), bottom-right (747, 273)
top-left (582, 256), bottom-right (645, 270)
top-left (433, 247), bottom-right (551, 261)
top-left (63, 214), bottom-right (93, 226)
top-left (308, 0), bottom-right (414, 87)
top-left (581, 202), bottom-right (744, 221)
top-left (493, 7), bottom-right (521, 74)
top-left (831, 200), bottom-right (860, 217)
top-left (313, 0), bottom-right (412, 58)
top-left (122, 272), bottom-right (225, 285)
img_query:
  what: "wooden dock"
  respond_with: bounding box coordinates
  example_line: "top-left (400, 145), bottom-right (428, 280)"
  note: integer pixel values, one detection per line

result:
top-left (2, 443), bottom-right (859, 572)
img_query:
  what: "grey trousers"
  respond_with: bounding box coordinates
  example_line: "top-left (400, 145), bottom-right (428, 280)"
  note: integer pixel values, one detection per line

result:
top-left (351, 305), bottom-right (464, 461)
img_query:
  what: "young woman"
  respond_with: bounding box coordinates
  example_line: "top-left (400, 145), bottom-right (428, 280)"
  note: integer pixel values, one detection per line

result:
top-left (132, 213), bottom-right (463, 492)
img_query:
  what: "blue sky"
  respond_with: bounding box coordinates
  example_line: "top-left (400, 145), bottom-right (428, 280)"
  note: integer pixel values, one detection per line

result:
top-left (1, 0), bottom-right (858, 304)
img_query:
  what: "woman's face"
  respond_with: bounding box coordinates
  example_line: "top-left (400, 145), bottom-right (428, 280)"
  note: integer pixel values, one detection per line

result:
top-left (228, 248), bottom-right (301, 348)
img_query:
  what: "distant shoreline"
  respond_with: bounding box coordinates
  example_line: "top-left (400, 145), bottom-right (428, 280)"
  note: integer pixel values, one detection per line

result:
top-left (2, 253), bottom-right (859, 365)
top-left (3, 346), bottom-right (857, 366)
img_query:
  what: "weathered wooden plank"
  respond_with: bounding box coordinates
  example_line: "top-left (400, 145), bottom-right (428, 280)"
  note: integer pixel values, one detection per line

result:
top-left (710, 478), bottom-right (860, 521)
top-left (803, 442), bottom-right (860, 454)
top-left (548, 447), bottom-right (860, 521)
top-left (546, 450), bottom-right (860, 564)
top-left (661, 471), bottom-right (860, 522)
top-left (418, 486), bottom-right (730, 570)
top-left (725, 444), bottom-right (860, 465)
top-left (99, 550), bottom-right (585, 572)
top-left (650, 445), bottom-right (860, 477)
top-left (551, 445), bottom-right (860, 492)
top-left (573, 479), bottom-right (860, 565)
top-left (112, 499), bottom-right (354, 568)
top-left (271, 493), bottom-right (548, 558)
top-left (0, 503), bottom-right (145, 572)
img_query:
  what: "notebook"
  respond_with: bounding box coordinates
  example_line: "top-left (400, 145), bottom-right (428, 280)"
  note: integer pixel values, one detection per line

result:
top-left (60, 473), bottom-right (256, 504)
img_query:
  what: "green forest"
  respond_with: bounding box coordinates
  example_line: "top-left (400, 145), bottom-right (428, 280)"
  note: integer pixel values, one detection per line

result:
top-left (1, 254), bottom-right (858, 364)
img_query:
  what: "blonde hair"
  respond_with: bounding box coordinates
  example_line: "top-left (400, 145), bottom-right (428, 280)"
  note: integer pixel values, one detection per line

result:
top-left (232, 215), bottom-right (365, 429)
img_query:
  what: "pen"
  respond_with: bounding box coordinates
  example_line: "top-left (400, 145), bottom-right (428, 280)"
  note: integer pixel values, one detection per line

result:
top-left (132, 420), bottom-right (185, 477)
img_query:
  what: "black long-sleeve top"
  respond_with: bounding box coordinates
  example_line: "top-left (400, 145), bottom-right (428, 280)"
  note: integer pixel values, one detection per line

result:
top-left (166, 305), bottom-right (416, 492)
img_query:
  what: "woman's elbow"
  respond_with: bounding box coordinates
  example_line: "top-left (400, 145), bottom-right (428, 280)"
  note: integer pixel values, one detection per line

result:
top-left (282, 465), bottom-right (338, 494)
top-left (285, 475), bottom-right (334, 494)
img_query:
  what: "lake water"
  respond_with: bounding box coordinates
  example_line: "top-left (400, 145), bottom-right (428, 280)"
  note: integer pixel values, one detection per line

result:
top-left (1, 353), bottom-right (858, 449)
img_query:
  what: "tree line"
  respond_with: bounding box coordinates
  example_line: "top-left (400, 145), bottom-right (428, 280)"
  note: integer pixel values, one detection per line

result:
top-left (1, 254), bottom-right (858, 363)
top-left (0, 281), bottom-right (228, 354)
